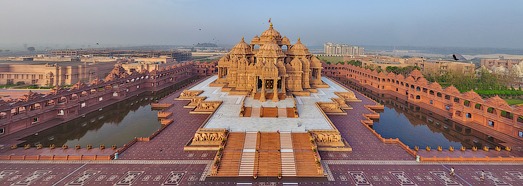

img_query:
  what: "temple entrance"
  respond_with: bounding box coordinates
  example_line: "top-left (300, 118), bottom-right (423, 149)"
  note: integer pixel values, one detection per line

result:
top-left (277, 79), bottom-right (282, 89)
top-left (257, 78), bottom-right (262, 89)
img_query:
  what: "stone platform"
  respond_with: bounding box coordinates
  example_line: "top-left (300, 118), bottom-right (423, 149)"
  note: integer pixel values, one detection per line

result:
top-left (192, 75), bottom-right (356, 132)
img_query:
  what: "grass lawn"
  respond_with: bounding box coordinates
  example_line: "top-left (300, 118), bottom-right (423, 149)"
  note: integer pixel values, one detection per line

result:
top-left (503, 99), bottom-right (523, 105)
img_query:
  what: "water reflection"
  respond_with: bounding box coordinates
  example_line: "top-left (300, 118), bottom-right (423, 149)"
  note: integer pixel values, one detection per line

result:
top-left (20, 78), bottom-right (195, 147)
top-left (344, 80), bottom-right (505, 149)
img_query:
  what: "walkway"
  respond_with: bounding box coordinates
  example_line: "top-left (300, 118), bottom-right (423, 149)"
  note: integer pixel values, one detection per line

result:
top-left (324, 78), bottom-right (414, 160)
top-left (118, 77), bottom-right (215, 160)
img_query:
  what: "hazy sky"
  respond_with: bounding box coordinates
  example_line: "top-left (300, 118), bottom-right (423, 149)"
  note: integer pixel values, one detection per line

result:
top-left (1, 0), bottom-right (522, 50)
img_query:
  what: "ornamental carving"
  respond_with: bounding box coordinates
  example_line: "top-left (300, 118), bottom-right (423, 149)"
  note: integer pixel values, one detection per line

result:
top-left (334, 92), bottom-right (359, 102)
top-left (311, 131), bottom-right (342, 143)
top-left (318, 102), bottom-right (344, 114)
top-left (177, 90), bottom-right (203, 100)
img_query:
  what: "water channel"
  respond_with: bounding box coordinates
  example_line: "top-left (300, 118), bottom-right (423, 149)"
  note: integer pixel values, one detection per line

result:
top-left (20, 77), bottom-right (507, 149)
top-left (20, 78), bottom-right (196, 147)
top-left (345, 80), bottom-right (506, 149)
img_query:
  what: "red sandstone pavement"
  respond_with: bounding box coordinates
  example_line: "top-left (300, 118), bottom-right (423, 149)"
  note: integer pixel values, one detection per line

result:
top-left (118, 77), bottom-right (215, 160)
top-left (0, 162), bottom-right (522, 185)
top-left (324, 79), bottom-right (414, 160)
top-left (4, 148), bottom-right (116, 156)
top-left (0, 76), bottom-right (522, 185)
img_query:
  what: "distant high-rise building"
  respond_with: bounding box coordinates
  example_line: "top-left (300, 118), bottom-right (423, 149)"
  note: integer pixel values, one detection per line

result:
top-left (323, 42), bottom-right (364, 56)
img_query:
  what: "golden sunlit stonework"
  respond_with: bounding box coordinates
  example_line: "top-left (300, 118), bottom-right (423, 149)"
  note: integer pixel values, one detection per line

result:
top-left (212, 23), bottom-right (327, 101)
top-left (174, 24), bottom-right (363, 178)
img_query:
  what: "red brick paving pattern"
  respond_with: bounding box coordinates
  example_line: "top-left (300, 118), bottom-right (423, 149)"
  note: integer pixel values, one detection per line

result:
top-left (324, 79), bottom-right (414, 160)
top-left (2, 77), bottom-right (522, 185)
top-left (2, 162), bottom-right (520, 185)
top-left (119, 78), bottom-right (215, 160)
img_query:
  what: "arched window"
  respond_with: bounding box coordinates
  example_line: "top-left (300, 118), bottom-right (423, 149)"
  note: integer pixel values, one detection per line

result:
top-left (487, 107), bottom-right (496, 114)
top-left (475, 104), bottom-right (482, 110)
top-left (463, 100), bottom-right (470, 107)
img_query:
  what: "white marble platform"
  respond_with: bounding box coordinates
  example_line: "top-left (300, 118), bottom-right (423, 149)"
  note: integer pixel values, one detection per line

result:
top-left (189, 75), bottom-right (350, 132)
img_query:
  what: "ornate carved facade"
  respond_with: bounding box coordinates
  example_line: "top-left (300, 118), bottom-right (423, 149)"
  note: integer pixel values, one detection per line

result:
top-left (214, 23), bottom-right (324, 101)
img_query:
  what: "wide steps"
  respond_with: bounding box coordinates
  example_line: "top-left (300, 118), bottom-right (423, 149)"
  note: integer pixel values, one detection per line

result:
top-left (238, 151), bottom-right (256, 176)
top-left (262, 107), bottom-right (278, 117)
top-left (251, 107), bottom-right (260, 117)
top-left (214, 132), bottom-right (322, 178)
top-left (215, 133), bottom-right (245, 177)
top-left (281, 152), bottom-right (296, 176)
top-left (279, 132), bottom-right (296, 176)
top-left (278, 108), bottom-right (287, 118)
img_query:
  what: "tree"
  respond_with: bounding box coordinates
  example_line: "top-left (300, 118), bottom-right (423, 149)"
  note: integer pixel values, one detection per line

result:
top-left (27, 47), bottom-right (36, 52)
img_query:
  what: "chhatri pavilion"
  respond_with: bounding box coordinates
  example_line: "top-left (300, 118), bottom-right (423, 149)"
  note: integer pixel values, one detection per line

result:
top-left (171, 23), bottom-right (361, 178)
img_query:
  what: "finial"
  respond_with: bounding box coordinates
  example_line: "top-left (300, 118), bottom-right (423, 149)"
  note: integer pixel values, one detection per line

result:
top-left (270, 22), bottom-right (273, 28)
top-left (241, 37), bottom-right (245, 42)
top-left (297, 38), bottom-right (301, 43)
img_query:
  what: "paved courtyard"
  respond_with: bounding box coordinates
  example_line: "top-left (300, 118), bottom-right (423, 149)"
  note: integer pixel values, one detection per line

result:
top-left (197, 76), bottom-right (354, 132)
top-left (0, 76), bottom-right (521, 185)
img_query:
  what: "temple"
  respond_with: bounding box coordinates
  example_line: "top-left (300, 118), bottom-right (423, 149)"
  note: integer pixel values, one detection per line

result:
top-left (213, 23), bottom-right (326, 101)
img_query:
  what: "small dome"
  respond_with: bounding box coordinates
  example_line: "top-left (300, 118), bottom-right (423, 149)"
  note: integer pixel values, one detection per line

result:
top-left (282, 36), bottom-right (290, 45)
top-left (251, 35), bottom-right (260, 43)
top-left (288, 38), bottom-right (310, 56)
top-left (230, 37), bottom-right (252, 55)
top-left (256, 38), bottom-right (285, 58)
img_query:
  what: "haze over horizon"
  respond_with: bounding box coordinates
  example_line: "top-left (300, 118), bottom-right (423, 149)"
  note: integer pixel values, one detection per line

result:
top-left (0, 0), bottom-right (522, 51)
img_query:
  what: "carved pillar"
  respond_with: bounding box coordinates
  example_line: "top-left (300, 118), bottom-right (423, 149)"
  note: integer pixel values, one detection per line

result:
top-left (282, 76), bottom-right (286, 94)
top-left (272, 78), bottom-right (279, 102)
top-left (260, 79), bottom-right (266, 102)
top-left (252, 77), bottom-right (257, 95)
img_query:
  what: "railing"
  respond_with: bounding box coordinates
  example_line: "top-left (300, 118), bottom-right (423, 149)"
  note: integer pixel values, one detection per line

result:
top-left (420, 156), bottom-right (523, 162)
top-left (0, 154), bottom-right (112, 160)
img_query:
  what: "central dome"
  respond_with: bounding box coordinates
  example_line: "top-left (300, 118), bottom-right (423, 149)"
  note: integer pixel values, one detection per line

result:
top-left (259, 23), bottom-right (282, 43)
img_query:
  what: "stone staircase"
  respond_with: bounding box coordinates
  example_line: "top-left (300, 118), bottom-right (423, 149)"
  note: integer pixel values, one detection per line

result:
top-left (280, 132), bottom-right (296, 176)
top-left (216, 133), bottom-right (245, 177)
top-left (238, 132), bottom-right (257, 176)
top-left (213, 132), bottom-right (323, 178)
top-left (278, 108), bottom-right (287, 118)
top-left (292, 133), bottom-right (323, 177)
top-left (251, 107), bottom-right (260, 117)
top-left (257, 133), bottom-right (281, 177)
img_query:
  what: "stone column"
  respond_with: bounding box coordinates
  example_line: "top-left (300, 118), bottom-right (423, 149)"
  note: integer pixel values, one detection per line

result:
top-left (272, 78), bottom-right (279, 102)
top-left (252, 77), bottom-right (257, 95)
top-left (282, 77), bottom-right (286, 94)
top-left (260, 79), bottom-right (266, 102)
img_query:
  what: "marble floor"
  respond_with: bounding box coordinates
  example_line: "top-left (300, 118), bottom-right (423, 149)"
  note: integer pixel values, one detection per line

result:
top-left (193, 76), bottom-right (352, 132)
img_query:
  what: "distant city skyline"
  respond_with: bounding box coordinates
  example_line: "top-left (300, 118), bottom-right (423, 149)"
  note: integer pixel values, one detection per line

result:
top-left (0, 0), bottom-right (522, 50)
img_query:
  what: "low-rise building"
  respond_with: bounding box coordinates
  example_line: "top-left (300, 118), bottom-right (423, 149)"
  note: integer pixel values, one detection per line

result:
top-left (0, 62), bottom-right (116, 86)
